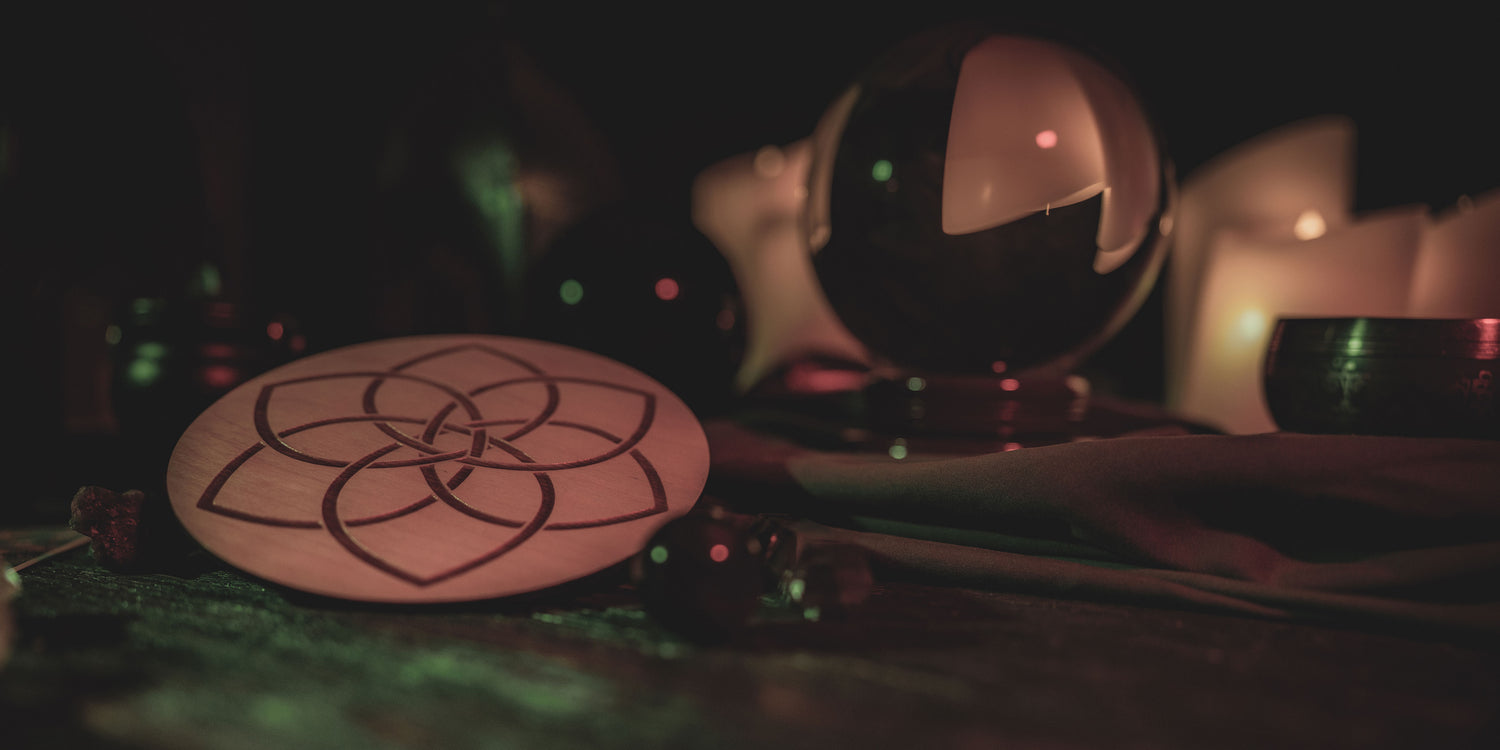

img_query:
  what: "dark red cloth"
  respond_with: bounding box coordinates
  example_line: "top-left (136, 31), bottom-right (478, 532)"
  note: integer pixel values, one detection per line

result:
top-left (705, 419), bottom-right (1500, 637)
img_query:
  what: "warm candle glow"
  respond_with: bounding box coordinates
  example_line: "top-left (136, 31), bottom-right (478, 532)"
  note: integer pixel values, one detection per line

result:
top-left (1178, 206), bottom-right (1427, 433)
top-left (1167, 117), bottom-right (1357, 411)
top-left (1293, 209), bottom-right (1327, 240)
top-left (754, 145), bottom-right (786, 179)
top-left (1236, 308), bottom-right (1270, 341)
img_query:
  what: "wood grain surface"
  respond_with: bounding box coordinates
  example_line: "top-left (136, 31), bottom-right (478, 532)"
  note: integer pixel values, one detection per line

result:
top-left (167, 335), bottom-right (708, 603)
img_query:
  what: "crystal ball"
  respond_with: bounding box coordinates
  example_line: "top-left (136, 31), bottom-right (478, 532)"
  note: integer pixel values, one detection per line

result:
top-left (806, 25), bottom-right (1174, 376)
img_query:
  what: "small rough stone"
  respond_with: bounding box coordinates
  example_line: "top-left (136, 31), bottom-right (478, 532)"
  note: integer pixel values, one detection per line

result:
top-left (68, 486), bottom-right (201, 572)
top-left (69, 486), bottom-right (147, 569)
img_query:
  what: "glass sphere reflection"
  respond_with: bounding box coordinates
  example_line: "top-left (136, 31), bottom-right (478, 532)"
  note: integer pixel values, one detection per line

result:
top-left (806, 26), bottom-right (1173, 376)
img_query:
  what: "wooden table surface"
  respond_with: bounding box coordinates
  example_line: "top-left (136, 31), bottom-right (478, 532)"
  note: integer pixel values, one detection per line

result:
top-left (4, 523), bottom-right (1497, 750)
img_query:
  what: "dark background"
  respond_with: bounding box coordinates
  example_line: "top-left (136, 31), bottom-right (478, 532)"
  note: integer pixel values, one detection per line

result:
top-left (2, 2), bottom-right (1497, 515)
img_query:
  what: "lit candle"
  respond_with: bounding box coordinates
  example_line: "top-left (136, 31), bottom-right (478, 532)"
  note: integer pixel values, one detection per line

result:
top-left (1177, 205), bottom-right (1428, 433)
top-left (1167, 117), bottom-right (1357, 410)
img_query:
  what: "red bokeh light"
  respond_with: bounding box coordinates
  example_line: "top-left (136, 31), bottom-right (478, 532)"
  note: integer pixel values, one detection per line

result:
top-left (654, 277), bottom-right (680, 301)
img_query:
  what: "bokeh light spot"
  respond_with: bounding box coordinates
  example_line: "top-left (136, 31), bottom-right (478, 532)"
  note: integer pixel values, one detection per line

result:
top-left (200, 343), bottom-right (235, 359)
top-left (654, 277), bottom-right (680, 301)
top-left (1035, 129), bottom-right (1058, 149)
top-left (136, 341), bottom-right (167, 360)
top-left (788, 578), bottom-right (806, 602)
top-left (1237, 308), bottom-right (1269, 341)
top-left (708, 544), bottom-right (730, 563)
top-left (1293, 209), bottom-right (1327, 240)
top-left (199, 364), bottom-right (240, 390)
top-left (559, 279), bottom-right (584, 305)
top-left (715, 308), bottom-right (736, 331)
top-left (754, 145), bottom-right (786, 178)
top-left (871, 159), bottom-right (894, 182)
top-left (127, 358), bottom-right (161, 386)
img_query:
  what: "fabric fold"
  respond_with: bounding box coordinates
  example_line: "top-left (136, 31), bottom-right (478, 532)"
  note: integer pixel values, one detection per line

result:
top-left (705, 418), bottom-right (1500, 636)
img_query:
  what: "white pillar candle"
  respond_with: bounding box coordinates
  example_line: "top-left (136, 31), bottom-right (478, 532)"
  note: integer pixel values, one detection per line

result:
top-left (692, 139), bottom-right (869, 392)
top-left (1408, 188), bottom-right (1500, 318)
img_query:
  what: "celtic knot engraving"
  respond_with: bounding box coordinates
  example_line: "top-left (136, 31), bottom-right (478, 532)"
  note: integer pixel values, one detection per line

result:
top-left (196, 342), bottom-right (669, 587)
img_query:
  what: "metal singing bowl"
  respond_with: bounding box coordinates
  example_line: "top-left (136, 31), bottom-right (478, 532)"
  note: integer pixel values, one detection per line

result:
top-left (1262, 317), bottom-right (1499, 439)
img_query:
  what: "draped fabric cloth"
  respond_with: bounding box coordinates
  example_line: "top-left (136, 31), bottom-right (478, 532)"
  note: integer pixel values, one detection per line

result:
top-left (704, 418), bottom-right (1500, 638)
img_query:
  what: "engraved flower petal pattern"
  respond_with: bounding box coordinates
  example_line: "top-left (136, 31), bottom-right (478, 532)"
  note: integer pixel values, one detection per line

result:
top-left (195, 343), bottom-right (669, 586)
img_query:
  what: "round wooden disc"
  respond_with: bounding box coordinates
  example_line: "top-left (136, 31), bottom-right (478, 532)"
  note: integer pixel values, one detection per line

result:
top-left (167, 335), bottom-right (709, 603)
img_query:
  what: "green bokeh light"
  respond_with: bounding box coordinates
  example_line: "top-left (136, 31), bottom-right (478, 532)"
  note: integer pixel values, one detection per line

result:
top-left (193, 263), bottom-right (223, 298)
top-left (559, 279), bottom-right (584, 306)
top-left (649, 545), bottom-right (669, 565)
top-left (127, 358), bottom-right (162, 386)
top-left (871, 159), bottom-right (894, 182)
